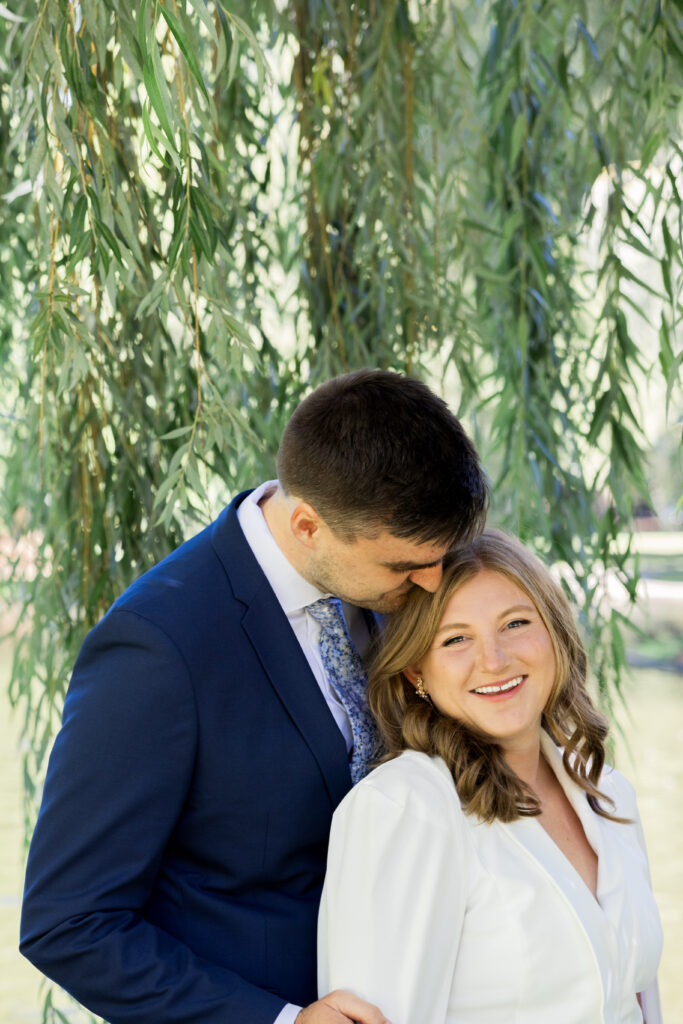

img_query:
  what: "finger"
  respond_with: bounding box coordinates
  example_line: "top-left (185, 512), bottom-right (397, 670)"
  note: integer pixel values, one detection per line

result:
top-left (325, 989), bottom-right (392, 1024)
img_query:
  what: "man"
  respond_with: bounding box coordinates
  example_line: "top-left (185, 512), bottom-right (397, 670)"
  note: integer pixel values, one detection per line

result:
top-left (20, 370), bottom-right (488, 1024)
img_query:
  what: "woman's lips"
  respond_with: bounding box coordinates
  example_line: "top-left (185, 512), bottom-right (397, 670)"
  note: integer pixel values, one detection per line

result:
top-left (470, 675), bottom-right (525, 698)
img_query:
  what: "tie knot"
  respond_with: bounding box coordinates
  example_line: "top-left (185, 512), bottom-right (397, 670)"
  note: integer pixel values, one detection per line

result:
top-left (307, 597), bottom-right (345, 632)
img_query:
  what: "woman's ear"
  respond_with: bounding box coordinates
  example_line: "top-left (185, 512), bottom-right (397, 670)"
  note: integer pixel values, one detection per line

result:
top-left (402, 665), bottom-right (421, 687)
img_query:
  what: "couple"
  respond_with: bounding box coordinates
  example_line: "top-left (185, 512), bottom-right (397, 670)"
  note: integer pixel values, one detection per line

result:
top-left (20, 370), bottom-right (661, 1023)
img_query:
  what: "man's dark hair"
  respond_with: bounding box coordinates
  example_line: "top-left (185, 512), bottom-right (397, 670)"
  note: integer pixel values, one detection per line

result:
top-left (276, 369), bottom-right (489, 545)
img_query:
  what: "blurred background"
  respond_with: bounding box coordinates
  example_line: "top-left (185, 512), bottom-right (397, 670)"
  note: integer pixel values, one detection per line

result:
top-left (1, 1), bottom-right (681, 1021)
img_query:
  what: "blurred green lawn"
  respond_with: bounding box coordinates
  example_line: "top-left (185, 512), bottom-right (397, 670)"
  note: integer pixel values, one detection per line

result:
top-left (613, 667), bottom-right (683, 1022)
top-left (1, 640), bottom-right (42, 1024)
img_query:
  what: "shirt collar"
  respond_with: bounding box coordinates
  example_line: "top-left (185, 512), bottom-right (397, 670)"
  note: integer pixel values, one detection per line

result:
top-left (237, 480), bottom-right (328, 614)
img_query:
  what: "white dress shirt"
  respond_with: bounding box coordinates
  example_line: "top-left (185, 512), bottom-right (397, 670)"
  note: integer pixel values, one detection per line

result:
top-left (238, 481), bottom-right (372, 1024)
top-left (318, 732), bottom-right (663, 1024)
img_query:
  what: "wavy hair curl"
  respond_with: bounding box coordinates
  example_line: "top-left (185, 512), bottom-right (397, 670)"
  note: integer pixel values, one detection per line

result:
top-left (368, 529), bottom-right (626, 824)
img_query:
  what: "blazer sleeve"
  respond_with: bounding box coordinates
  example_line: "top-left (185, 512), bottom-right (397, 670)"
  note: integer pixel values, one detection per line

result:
top-left (632, 801), bottom-right (664, 1024)
top-left (604, 767), bottom-right (664, 1024)
top-left (19, 609), bottom-right (285, 1024)
top-left (318, 756), bottom-right (465, 1024)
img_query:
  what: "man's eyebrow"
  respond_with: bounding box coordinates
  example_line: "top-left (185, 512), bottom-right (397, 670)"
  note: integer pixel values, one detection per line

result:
top-left (381, 558), bottom-right (443, 572)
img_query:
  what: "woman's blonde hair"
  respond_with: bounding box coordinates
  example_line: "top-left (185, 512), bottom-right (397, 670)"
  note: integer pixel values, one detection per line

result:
top-left (368, 529), bottom-right (625, 823)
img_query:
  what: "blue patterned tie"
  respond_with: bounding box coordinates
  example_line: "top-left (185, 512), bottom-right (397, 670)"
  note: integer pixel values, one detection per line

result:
top-left (308, 597), bottom-right (379, 784)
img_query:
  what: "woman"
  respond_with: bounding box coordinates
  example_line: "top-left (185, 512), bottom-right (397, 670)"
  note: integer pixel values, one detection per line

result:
top-left (318, 530), bottom-right (663, 1024)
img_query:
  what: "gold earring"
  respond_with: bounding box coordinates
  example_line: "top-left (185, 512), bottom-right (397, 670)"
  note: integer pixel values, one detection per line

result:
top-left (415, 676), bottom-right (431, 703)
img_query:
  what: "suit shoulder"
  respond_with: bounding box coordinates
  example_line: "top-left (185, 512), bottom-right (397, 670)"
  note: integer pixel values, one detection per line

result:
top-left (78, 510), bottom-right (245, 667)
top-left (105, 500), bottom-right (256, 628)
top-left (115, 518), bottom-right (220, 612)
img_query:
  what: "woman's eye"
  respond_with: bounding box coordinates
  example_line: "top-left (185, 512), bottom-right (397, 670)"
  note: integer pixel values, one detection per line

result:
top-left (443, 635), bottom-right (466, 647)
top-left (505, 618), bottom-right (530, 630)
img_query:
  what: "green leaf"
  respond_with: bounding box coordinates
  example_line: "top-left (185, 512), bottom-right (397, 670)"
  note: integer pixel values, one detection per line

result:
top-left (588, 390), bottom-right (611, 446)
top-left (661, 257), bottom-right (673, 303)
top-left (140, 98), bottom-right (171, 166)
top-left (472, 264), bottom-right (517, 284)
top-left (509, 111), bottom-right (526, 165)
top-left (665, 350), bottom-right (683, 416)
top-left (640, 131), bottom-right (663, 169)
top-left (152, 467), bottom-right (183, 509)
top-left (143, 35), bottom-right (177, 146)
top-left (161, 424), bottom-right (194, 440)
top-left (114, 187), bottom-right (145, 266)
top-left (167, 209), bottom-right (187, 272)
top-left (65, 230), bottom-right (92, 275)
top-left (159, 3), bottom-right (210, 102)
top-left (136, 272), bottom-right (169, 318)
top-left (94, 217), bottom-right (124, 263)
top-left (70, 194), bottom-right (88, 241)
top-left (186, 0), bottom-right (219, 46)
top-left (661, 217), bottom-right (674, 264)
top-left (461, 217), bottom-right (502, 238)
top-left (190, 186), bottom-right (217, 254)
top-left (137, 0), bottom-right (149, 61)
top-left (220, 7), bottom-right (267, 91)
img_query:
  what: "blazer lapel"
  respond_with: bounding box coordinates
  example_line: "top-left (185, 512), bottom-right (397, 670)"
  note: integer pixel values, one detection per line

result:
top-left (539, 733), bottom-right (623, 904)
top-left (212, 494), bottom-right (352, 810)
top-left (503, 734), bottom-right (622, 971)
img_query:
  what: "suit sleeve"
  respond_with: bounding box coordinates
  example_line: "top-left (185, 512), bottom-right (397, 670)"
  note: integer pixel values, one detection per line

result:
top-left (20, 609), bottom-right (285, 1024)
top-left (317, 761), bottom-right (465, 1024)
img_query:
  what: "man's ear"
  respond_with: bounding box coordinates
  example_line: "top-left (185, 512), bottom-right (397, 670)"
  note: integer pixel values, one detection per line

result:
top-left (402, 665), bottom-right (422, 687)
top-left (289, 501), bottom-right (324, 549)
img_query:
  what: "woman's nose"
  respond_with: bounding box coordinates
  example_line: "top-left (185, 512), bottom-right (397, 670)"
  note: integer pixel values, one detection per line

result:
top-left (478, 635), bottom-right (507, 672)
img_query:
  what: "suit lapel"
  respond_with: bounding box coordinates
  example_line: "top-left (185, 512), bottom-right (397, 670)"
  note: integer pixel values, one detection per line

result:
top-left (241, 595), bottom-right (352, 808)
top-left (212, 493), bottom-right (352, 810)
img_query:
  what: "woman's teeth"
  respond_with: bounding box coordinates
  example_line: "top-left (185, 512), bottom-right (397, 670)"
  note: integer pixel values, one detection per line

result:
top-left (473, 676), bottom-right (524, 695)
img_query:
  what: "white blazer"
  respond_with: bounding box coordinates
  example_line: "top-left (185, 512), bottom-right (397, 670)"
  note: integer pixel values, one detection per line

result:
top-left (318, 732), bottom-right (663, 1024)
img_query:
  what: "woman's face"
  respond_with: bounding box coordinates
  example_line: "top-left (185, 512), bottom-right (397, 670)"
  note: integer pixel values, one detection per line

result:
top-left (408, 569), bottom-right (556, 757)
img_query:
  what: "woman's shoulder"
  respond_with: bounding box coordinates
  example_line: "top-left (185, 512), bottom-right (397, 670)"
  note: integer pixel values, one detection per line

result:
top-left (369, 748), bottom-right (453, 786)
top-left (338, 751), bottom-right (460, 828)
top-left (598, 761), bottom-right (638, 817)
top-left (542, 732), bottom-right (639, 818)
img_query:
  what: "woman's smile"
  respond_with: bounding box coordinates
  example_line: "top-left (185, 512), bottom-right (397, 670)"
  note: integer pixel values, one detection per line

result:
top-left (471, 674), bottom-right (526, 697)
top-left (407, 570), bottom-right (556, 753)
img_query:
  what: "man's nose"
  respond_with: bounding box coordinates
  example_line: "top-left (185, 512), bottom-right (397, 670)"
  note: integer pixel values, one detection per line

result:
top-left (408, 562), bottom-right (443, 592)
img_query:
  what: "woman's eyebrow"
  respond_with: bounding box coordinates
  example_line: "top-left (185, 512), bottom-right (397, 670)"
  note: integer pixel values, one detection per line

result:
top-left (434, 603), bottom-right (536, 634)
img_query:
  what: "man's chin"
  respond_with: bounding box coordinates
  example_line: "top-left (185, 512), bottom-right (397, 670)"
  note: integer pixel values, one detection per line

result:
top-left (363, 589), bottom-right (413, 614)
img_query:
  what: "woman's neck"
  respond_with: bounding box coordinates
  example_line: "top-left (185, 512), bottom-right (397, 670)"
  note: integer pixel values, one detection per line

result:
top-left (502, 737), bottom-right (549, 793)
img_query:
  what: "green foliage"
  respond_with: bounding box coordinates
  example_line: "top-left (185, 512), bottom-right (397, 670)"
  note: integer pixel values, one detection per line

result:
top-left (1, 0), bottom-right (681, 901)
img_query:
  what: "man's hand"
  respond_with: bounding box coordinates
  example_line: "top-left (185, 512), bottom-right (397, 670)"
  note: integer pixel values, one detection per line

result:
top-left (296, 989), bottom-right (391, 1024)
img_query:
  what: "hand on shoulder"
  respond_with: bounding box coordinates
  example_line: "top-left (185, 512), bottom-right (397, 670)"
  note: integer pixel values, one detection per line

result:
top-left (296, 990), bottom-right (391, 1023)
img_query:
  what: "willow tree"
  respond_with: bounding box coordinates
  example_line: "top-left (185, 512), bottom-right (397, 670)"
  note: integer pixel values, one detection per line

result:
top-left (1, 0), bottom-right (681, 865)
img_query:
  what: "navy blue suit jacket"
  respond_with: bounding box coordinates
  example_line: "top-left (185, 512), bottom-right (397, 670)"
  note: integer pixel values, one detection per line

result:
top-left (20, 492), bottom-right (353, 1023)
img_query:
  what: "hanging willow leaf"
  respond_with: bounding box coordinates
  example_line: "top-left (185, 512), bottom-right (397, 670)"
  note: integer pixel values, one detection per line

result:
top-left (146, 34), bottom-right (178, 145)
top-left (1, 23), bottom-right (680, 1024)
top-left (221, 6), bottom-right (268, 91)
top-left (159, 3), bottom-right (210, 102)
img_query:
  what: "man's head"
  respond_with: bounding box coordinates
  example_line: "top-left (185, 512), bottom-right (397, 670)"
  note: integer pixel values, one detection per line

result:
top-left (267, 370), bottom-right (489, 612)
